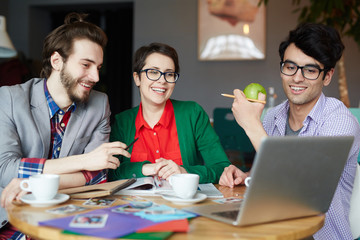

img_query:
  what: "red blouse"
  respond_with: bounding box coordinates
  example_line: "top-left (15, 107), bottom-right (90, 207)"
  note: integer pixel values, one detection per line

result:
top-left (131, 100), bottom-right (183, 165)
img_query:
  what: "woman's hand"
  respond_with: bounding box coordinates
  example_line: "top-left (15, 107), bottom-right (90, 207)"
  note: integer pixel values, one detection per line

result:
top-left (142, 158), bottom-right (187, 180)
top-left (155, 158), bottom-right (187, 180)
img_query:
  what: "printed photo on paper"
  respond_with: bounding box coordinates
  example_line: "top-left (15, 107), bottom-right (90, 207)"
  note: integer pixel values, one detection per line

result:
top-left (70, 214), bottom-right (108, 228)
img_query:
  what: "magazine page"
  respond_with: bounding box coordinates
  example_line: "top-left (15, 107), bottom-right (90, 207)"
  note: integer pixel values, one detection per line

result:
top-left (116, 177), bottom-right (174, 196)
top-left (115, 177), bottom-right (222, 198)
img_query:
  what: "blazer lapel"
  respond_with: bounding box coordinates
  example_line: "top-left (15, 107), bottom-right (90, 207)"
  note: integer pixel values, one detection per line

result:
top-left (31, 80), bottom-right (51, 158)
top-left (60, 103), bottom-right (86, 157)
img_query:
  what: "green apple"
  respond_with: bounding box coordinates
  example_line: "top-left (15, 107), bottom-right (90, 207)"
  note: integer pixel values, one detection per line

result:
top-left (243, 83), bottom-right (267, 100)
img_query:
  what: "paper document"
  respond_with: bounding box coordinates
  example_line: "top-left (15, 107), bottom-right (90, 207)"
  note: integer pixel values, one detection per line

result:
top-left (197, 183), bottom-right (223, 198)
top-left (116, 177), bottom-right (174, 196)
top-left (115, 177), bottom-right (223, 198)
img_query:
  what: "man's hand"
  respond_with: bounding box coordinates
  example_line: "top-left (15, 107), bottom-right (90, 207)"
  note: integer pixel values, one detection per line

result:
top-left (43, 141), bottom-right (129, 176)
top-left (81, 141), bottom-right (130, 171)
top-left (219, 165), bottom-right (248, 188)
top-left (230, 89), bottom-right (268, 151)
top-left (1, 178), bottom-right (27, 209)
top-left (232, 89), bottom-right (265, 131)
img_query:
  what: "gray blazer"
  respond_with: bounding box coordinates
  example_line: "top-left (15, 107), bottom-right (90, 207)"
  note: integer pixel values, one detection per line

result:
top-left (0, 78), bottom-right (111, 228)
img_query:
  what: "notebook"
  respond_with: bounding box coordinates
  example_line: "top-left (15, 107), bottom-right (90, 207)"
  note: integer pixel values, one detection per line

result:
top-left (59, 178), bottom-right (136, 199)
top-left (184, 136), bottom-right (354, 226)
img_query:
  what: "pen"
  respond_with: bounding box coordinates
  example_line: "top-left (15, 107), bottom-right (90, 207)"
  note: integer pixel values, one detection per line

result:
top-left (125, 137), bottom-right (139, 150)
top-left (154, 175), bottom-right (162, 188)
top-left (221, 93), bottom-right (267, 104)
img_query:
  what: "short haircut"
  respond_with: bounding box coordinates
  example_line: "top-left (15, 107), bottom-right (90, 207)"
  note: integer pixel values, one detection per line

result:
top-left (40, 12), bottom-right (108, 78)
top-left (133, 42), bottom-right (180, 74)
top-left (279, 22), bottom-right (344, 70)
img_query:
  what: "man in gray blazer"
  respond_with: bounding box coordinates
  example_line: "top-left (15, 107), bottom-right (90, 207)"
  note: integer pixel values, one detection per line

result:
top-left (0, 13), bottom-right (130, 237)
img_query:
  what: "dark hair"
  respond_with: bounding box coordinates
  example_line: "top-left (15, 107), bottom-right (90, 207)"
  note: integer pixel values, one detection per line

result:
top-left (40, 12), bottom-right (108, 78)
top-left (279, 23), bottom-right (344, 71)
top-left (133, 42), bottom-right (180, 74)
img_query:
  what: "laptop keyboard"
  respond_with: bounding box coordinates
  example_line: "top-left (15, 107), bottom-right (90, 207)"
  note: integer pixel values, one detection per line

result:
top-left (211, 210), bottom-right (239, 221)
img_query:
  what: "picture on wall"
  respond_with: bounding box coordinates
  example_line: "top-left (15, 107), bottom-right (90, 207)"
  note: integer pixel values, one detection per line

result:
top-left (198, 0), bottom-right (266, 61)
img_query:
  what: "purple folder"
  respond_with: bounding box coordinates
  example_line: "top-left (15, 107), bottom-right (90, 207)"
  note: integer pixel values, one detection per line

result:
top-left (39, 205), bottom-right (158, 239)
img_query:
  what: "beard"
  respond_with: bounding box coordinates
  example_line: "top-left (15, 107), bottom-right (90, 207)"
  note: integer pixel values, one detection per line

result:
top-left (60, 66), bottom-right (91, 104)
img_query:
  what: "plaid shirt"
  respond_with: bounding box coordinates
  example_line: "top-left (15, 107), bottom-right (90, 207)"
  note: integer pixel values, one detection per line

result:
top-left (263, 93), bottom-right (360, 240)
top-left (47, 89), bottom-right (75, 159)
top-left (18, 80), bottom-right (107, 184)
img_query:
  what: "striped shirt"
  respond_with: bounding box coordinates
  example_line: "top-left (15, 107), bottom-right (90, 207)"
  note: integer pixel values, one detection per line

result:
top-left (263, 93), bottom-right (360, 240)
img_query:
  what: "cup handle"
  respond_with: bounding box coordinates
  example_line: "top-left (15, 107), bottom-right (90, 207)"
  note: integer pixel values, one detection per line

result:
top-left (245, 177), bottom-right (251, 187)
top-left (169, 176), bottom-right (174, 186)
top-left (20, 179), bottom-right (31, 192)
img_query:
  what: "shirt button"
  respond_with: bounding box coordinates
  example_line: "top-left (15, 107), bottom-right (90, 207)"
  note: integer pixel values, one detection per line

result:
top-left (57, 147), bottom-right (61, 151)
top-left (59, 111), bottom-right (64, 115)
top-left (154, 132), bottom-right (157, 136)
top-left (156, 150), bottom-right (159, 153)
top-left (61, 123), bottom-right (65, 127)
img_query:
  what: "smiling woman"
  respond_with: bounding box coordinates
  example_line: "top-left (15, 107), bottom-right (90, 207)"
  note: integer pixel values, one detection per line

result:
top-left (108, 42), bottom-right (231, 184)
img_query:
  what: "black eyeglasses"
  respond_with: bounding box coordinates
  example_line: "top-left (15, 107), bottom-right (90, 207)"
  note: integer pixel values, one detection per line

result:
top-left (280, 61), bottom-right (326, 80)
top-left (140, 69), bottom-right (179, 83)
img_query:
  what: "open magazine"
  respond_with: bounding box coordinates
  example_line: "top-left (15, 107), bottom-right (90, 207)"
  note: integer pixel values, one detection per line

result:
top-left (115, 177), bottom-right (223, 198)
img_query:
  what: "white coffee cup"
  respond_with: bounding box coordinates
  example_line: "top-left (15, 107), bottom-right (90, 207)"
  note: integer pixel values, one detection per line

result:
top-left (20, 174), bottom-right (60, 201)
top-left (245, 177), bottom-right (251, 187)
top-left (169, 173), bottom-right (199, 199)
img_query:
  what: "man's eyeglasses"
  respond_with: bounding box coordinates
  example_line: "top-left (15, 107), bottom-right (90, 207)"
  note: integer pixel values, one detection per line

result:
top-left (280, 61), bottom-right (326, 80)
top-left (140, 69), bottom-right (179, 83)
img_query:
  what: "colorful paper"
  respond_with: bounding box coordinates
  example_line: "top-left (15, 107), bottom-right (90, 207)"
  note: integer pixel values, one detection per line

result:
top-left (121, 232), bottom-right (173, 240)
top-left (137, 219), bottom-right (189, 233)
top-left (134, 204), bottom-right (196, 222)
top-left (39, 205), bottom-right (158, 238)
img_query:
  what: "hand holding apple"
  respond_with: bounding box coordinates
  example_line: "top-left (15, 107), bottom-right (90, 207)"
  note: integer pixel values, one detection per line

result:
top-left (221, 83), bottom-right (267, 104)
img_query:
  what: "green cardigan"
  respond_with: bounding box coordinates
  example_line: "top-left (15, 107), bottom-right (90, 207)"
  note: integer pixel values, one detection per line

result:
top-left (108, 100), bottom-right (231, 183)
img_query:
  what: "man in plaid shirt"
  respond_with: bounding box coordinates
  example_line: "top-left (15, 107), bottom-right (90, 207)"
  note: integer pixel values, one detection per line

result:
top-left (219, 23), bottom-right (360, 239)
top-left (0, 12), bottom-right (130, 239)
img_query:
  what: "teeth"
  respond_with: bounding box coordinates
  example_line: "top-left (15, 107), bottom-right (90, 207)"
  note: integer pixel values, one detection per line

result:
top-left (152, 87), bottom-right (165, 93)
top-left (291, 86), bottom-right (305, 91)
top-left (80, 83), bottom-right (91, 88)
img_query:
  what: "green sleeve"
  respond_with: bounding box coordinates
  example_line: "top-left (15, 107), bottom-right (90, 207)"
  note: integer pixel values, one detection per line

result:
top-left (174, 101), bottom-right (231, 183)
top-left (108, 107), bottom-right (150, 181)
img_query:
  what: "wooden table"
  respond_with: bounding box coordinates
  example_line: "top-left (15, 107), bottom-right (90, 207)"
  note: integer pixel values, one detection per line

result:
top-left (7, 185), bottom-right (324, 240)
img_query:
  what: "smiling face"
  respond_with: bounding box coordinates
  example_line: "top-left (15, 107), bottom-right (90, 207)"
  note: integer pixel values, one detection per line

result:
top-left (133, 52), bottom-right (176, 108)
top-left (60, 39), bottom-right (103, 103)
top-left (281, 43), bottom-right (333, 109)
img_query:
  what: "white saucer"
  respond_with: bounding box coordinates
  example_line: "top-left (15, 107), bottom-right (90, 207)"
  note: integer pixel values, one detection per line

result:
top-left (161, 193), bottom-right (207, 205)
top-left (21, 193), bottom-right (70, 207)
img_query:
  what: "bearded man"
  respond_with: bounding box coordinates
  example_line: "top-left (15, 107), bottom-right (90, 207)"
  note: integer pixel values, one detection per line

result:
top-left (0, 12), bottom-right (130, 238)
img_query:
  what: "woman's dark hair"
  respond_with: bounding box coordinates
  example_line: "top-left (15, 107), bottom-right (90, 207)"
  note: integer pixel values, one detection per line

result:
top-left (40, 12), bottom-right (108, 78)
top-left (279, 22), bottom-right (344, 71)
top-left (133, 42), bottom-right (180, 74)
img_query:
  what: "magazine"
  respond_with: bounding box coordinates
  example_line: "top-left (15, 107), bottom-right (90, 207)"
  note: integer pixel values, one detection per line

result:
top-left (115, 177), bottom-right (223, 198)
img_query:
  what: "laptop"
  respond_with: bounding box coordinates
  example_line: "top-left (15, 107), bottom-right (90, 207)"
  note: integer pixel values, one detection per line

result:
top-left (184, 136), bottom-right (354, 226)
